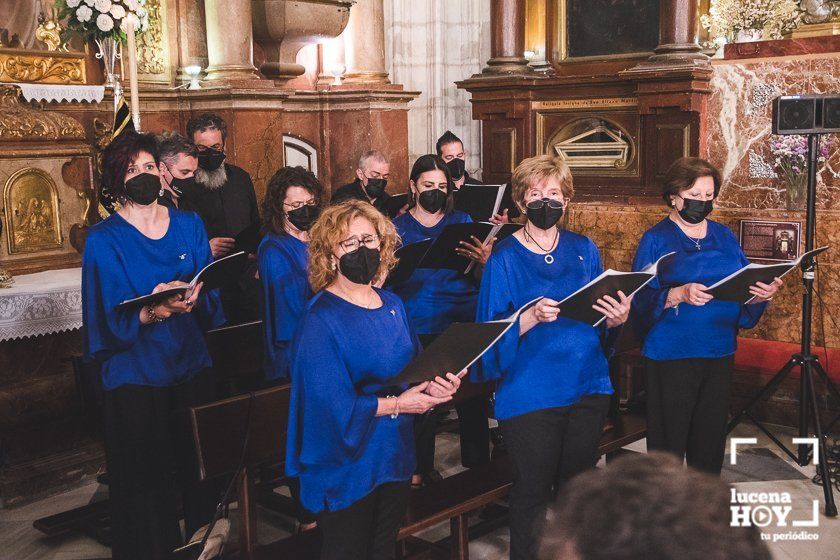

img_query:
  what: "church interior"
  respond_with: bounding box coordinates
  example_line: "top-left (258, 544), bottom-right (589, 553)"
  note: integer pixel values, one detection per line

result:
top-left (1, 0), bottom-right (840, 559)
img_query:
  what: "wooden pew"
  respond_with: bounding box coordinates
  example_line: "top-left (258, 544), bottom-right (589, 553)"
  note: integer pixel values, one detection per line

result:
top-left (190, 384), bottom-right (291, 559)
top-left (190, 378), bottom-right (646, 560)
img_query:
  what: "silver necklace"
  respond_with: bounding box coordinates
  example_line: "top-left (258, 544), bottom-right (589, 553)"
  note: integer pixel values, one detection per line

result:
top-left (524, 226), bottom-right (559, 264)
top-left (678, 226), bottom-right (704, 251)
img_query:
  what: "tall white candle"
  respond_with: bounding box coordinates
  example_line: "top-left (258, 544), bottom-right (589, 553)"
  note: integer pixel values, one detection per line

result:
top-left (124, 19), bottom-right (141, 131)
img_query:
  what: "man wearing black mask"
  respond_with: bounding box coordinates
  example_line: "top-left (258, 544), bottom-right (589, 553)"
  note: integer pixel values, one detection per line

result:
top-left (156, 133), bottom-right (198, 209)
top-left (436, 130), bottom-right (516, 223)
top-left (331, 150), bottom-right (395, 214)
top-left (184, 112), bottom-right (261, 325)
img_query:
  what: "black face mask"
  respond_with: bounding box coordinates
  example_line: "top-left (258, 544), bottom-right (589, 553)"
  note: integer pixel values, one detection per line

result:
top-left (526, 198), bottom-right (564, 230)
top-left (418, 188), bottom-right (447, 213)
top-left (338, 246), bottom-right (381, 285)
top-left (287, 204), bottom-right (320, 232)
top-left (168, 175), bottom-right (196, 197)
top-left (124, 172), bottom-right (161, 206)
top-left (364, 177), bottom-right (387, 198)
top-left (677, 196), bottom-right (714, 224)
top-left (197, 148), bottom-right (226, 171)
top-left (446, 157), bottom-right (466, 180)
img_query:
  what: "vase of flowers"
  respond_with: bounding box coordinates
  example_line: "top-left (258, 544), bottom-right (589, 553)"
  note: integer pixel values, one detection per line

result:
top-left (55, 0), bottom-right (148, 89)
top-left (702, 0), bottom-right (803, 43)
top-left (768, 135), bottom-right (832, 211)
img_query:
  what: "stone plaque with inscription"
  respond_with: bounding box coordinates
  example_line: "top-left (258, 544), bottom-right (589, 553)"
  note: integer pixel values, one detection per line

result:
top-left (739, 220), bottom-right (801, 261)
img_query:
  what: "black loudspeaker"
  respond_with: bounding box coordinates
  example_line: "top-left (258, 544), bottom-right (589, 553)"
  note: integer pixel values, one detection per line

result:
top-left (772, 94), bottom-right (840, 135)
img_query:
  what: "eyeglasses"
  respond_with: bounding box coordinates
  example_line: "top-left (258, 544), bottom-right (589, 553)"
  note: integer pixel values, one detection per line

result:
top-left (339, 234), bottom-right (380, 252)
top-left (284, 199), bottom-right (318, 210)
top-left (526, 198), bottom-right (564, 210)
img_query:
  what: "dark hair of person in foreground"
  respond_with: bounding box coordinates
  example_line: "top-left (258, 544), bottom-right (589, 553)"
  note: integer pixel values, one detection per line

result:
top-left (544, 452), bottom-right (771, 560)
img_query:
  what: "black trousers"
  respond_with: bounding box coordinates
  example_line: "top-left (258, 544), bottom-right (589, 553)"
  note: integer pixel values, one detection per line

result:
top-left (414, 334), bottom-right (490, 474)
top-left (645, 355), bottom-right (734, 474)
top-left (103, 370), bottom-right (218, 560)
top-left (500, 394), bottom-right (609, 560)
top-left (318, 480), bottom-right (411, 560)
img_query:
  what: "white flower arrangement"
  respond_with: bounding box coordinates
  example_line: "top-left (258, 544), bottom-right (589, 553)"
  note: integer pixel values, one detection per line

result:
top-left (56, 0), bottom-right (149, 41)
top-left (701, 0), bottom-right (803, 42)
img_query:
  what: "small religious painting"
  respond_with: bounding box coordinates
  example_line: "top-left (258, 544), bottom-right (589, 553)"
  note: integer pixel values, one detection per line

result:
top-left (3, 167), bottom-right (63, 254)
top-left (739, 220), bottom-right (801, 262)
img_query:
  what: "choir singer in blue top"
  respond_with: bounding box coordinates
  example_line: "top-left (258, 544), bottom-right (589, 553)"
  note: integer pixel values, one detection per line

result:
top-left (631, 157), bottom-right (781, 474)
top-left (258, 166), bottom-right (324, 385)
top-left (82, 131), bottom-right (225, 560)
top-left (390, 154), bottom-right (493, 486)
top-left (286, 200), bottom-right (462, 560)
top-left (476, 155), bottom-right (631, 560)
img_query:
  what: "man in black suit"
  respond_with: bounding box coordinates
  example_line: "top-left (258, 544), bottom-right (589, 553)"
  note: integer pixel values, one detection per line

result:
top-left (331, 150), bottom-right (396, 215)
top-left (183, 113), bottom-right (261, 324)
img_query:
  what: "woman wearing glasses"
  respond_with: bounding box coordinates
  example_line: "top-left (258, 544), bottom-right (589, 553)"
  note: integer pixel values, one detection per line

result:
top-left (476, 155), bottom-right (631, 560)
top-left (286, 200), bottom-right (461, 560)
top-left (258, 166), bottom-right (324, 385)
top-left (389, 154), bottom-right (493, 487)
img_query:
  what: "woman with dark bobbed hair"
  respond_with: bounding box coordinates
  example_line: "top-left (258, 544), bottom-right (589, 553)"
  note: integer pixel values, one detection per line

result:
top-left (631, 157), bottom-right (781, 475)
top-left (82, 131), bottom-right (225, 559)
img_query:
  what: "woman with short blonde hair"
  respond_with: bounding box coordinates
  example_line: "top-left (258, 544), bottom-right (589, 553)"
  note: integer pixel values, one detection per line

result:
top-left (286, 199), bottom-right (462, 560)
top-left (477, 154), bottom-right (630, 560)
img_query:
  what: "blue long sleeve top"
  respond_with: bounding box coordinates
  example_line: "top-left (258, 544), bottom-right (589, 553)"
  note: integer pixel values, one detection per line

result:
top-left (630, 217), bottom-right (768, 361)
top-left (258, 233), bottom-right (311, 382)
top-left (82, 208), bottom-right (225, 391)
top-left (390, 210), bottom-right (479, 335)
top-left (475, 231), bottom-right (614, 420)
top-left (285, 288), bottom-right (421, 513)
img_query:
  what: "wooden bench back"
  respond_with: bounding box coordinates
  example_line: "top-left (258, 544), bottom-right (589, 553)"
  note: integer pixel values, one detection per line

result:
top-left (190, 384), bottom-right (290, 481)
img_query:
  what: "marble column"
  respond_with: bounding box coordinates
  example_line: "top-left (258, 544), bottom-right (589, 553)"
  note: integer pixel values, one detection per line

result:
top-left (648, 0), bottom-right (707, 63)
top-left (344, 0), bottom-right (390, 84)
top-left (483, 0), bottom-right (531, 74)
top-left (175, 0), bottom-right (208, 81)
top-left (203, 0), bottom-right (260, 81)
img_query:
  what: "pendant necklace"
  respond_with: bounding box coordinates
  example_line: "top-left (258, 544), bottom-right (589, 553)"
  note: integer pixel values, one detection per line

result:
top-left (524, 226), bottom-right (559, 264)
top-left (679, 226), bottom-right (703, 251)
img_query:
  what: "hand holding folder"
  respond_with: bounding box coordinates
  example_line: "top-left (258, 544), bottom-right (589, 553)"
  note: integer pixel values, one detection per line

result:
top-left (391, 298), bottom-right (540, 384)
top-left (703, 246), bottom-right (829, 304)
top-left (551, 252), bottom-right (676, 327)
top-left (118, 251), bottom-right (249, 309)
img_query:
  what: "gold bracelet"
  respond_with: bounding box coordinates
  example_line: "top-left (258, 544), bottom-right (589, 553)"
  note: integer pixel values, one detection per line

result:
top-left (146, 304), bottom-right (165, 324)
top-left (387, 395), bottom-right (399, 419)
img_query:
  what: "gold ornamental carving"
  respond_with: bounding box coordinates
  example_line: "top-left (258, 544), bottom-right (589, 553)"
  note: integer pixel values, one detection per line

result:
top-left (0, 48), bottom-right (85, 85)
top-left (3, 167), bottom-right (64, 255)
top-left (137, 0), bottom-right (166, 76)
top-left (0, 85), bottom-right (85, 142)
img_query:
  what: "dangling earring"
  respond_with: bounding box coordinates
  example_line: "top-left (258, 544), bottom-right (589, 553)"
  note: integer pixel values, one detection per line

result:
top-left (331, 259), bottom-right (337, 271)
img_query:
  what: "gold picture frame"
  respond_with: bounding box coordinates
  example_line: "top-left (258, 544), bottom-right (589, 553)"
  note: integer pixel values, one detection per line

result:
top-left (3, 167), bottom-right (63, 254)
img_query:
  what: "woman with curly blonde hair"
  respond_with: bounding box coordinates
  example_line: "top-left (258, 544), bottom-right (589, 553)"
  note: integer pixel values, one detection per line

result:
top-left (285, 199), bottom-right (462, 560)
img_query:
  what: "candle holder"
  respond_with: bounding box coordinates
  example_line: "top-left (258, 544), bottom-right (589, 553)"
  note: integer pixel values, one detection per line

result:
top-left (331, 63), bottom-right (346, 86)
top-left (94, 37), bottom-right (121, 90)
top-left (184, 65), bottom-right (203, 90)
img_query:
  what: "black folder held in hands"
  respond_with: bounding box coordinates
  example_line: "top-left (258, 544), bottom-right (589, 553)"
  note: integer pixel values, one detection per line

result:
top-left (419, 222), bottom-right (521, 274)
top-left (554, 252), bottom-right (676, 327)
top-left (233, 223), bottom-right (262, 254)
top-left (384, 193), bottom-right (410, 218)
top-left (386, 222), bottom-right (521, 283)
top-left (704, 246), bottom-right (830, 304)
top-left (454, 184), bottom-right (508, 222)
top-left (387, 238), bottom-right (434, 286)
top-left (117, 251), bottom-right (249, 309)
top-left (392, 298), bottom-right (541, 385)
